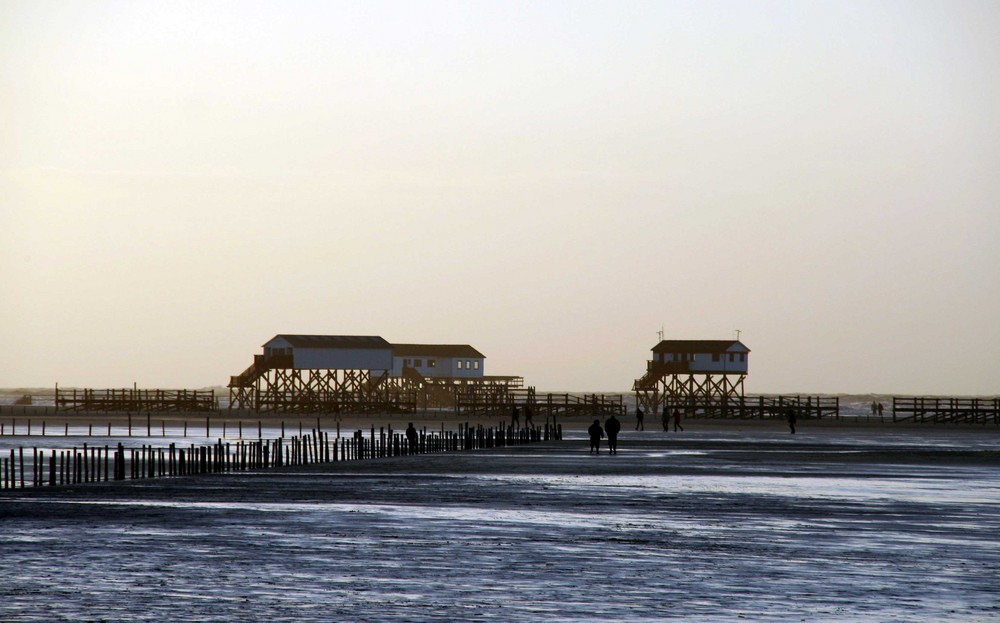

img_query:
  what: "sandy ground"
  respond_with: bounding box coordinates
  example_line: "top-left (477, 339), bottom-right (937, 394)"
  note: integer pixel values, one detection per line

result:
top-left (2, 407), bottom-right (993, 436)
top-left (1, 423), bottom-right (999, 622)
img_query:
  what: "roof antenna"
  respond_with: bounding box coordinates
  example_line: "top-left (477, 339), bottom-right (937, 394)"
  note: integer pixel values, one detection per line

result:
top-left (735, 328), bottom-right (742, 341)
top-left (657, 325), bottom-right (664, 342)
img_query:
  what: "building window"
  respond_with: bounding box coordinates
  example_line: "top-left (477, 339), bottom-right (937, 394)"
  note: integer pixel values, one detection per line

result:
top-left (466, 360), bottom-right (471, 369)
top-left (428, 360), bottom-right (436, 368)
top-left (473, 361), bottom-right (480, 370)
top-left (414, 359), bottom-right (422, 367)
top-left (739, 353), bottom-right (745, 362)
top-left (688, 354), bottom-right (695, 362)
top-left (712, 354), bottom-right (720, 362)
top-left (404, 359), bottom-right (411, 367)
top-left (457, 361), bottom-right (463, 370)
top-left (729, 353), bottom-right (735, 362)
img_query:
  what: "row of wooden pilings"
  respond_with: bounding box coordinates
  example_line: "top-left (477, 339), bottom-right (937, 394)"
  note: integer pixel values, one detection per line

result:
top-left (0, 421), bottom-right (562, 490)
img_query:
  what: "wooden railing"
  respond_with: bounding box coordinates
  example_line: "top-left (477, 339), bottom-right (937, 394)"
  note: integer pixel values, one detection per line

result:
top-left (892, 397), bottom-right (1000, 424)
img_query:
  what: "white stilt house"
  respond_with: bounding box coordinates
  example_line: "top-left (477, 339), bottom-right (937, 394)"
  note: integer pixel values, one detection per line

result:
top-left (390, 344), bottom-right (486, 379)
top-left (229, 334), bottom-right (515, 413)
top-left (634, 339), bottom-right (749, 416)
top-left (651, 340), bottom-right (749, 374)
top-left (261, 335), bottom-right (393, 371)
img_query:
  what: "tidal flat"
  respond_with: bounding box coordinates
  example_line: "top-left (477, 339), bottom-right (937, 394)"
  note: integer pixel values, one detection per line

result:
top-left (2, 425), bottom-right (998, 622)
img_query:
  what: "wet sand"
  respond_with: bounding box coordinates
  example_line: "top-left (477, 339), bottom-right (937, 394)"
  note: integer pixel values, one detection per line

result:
top-left (2, 424), bottom-right (998, 622)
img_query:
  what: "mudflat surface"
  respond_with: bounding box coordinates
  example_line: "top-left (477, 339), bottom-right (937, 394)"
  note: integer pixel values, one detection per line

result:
top-left (2, 425), bottom-right (999, 622)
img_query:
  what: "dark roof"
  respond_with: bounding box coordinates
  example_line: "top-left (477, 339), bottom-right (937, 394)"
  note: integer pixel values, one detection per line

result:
top-left (266, 335), bottom-right (392, 350)
top-left (392, 344), bottom-right (485, 358)
top-left (652, 340), bottom-right (749, 354)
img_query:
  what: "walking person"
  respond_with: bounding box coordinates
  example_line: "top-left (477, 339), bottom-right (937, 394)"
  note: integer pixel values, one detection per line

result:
top-left (877, 402), bottom-right (884, 422)
top-left (524, 405), bottom-right (534, 428)
top-left (511, 405), bottom-right (520, 428)
top-left (673, 408), bottom-right (684, 432)
top-left (604, 414), bottom-right (621, 455)
top-left (635, 407), bottom-right (644, 431)
top-left (588, 419), bottom-right (605, 454)
top-left (788, 408), bottom-right (797, 434)
top-left (661, 406), bottom-right (670, 432)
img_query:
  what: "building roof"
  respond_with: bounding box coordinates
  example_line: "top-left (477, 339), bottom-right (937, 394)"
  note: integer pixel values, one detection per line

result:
top-left (652, 340), bottom-right (750, 354)
top-left (265, 335), bottom-right (392, 350)
top-left (392, 344), bottom-right (486, 359)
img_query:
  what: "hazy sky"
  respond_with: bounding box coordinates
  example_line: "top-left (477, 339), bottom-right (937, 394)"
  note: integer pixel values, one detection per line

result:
top-left (2, 0), bottom-right (999, 394)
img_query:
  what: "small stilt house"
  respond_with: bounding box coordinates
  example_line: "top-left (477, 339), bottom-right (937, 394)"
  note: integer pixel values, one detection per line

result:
top-left (651, 340), bottom-right (749, 374)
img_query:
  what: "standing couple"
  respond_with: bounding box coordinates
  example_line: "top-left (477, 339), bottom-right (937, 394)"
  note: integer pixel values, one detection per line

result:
top-left (588, 414), bottom-right (622, 454)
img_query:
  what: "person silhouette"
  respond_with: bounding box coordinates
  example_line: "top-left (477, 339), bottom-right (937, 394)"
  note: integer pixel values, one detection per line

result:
top-left (405, 422), bottom-right (419, 453)
top-left (635, 407), bottom-right (644, 431)
top-left (661, 406), bottom-right (670, 432)
top-left (788, 408), bottom-right (797, 434)
top-left (673, 408), bottom-right (684, 432)
top-left (511, 405), bottom-right (520, 427)
top-left (524, 405), bottom-right (534, 427)
top-left (604, 414), bottom-right (621, 454)
top-left (588, 419), bottom-right (605, 454)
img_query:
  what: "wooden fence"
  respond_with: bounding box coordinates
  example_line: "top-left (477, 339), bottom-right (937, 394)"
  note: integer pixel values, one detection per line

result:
top-left (892, 397), bottom-right (1000, 424)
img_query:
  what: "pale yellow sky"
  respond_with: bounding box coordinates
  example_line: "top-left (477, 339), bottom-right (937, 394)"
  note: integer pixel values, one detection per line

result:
top-left (2, 1), bottom-right (999, 393)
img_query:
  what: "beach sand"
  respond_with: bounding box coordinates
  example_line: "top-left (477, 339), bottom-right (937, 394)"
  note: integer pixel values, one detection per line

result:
top-left (1, 420), bottom-right (998, 622)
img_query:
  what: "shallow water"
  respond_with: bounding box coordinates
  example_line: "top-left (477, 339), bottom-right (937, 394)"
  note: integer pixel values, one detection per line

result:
top-left (1, 428), bottom-right (999, 622)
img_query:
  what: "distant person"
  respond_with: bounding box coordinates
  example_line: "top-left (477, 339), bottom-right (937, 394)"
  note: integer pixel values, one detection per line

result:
top-left (588, 419), bottom-right (605, 454)
top-left (635, 407), bottom-right (644, 431)
top-left (604, 414), bottom-right (622, 454)
top-left (662, 406), bottom-right (670, 431)
top-left (673, 408), bottom-right (684, 432)
top-left (877, 402), bottom-right (884, 422)
top-left (871, 401), bottom-right (878, 419)
top-left (511, 405), bottom-right (520, 427)
top-left (405, 422), bottom-right (419, 453)
top-left (788, 408), bottom-right (797, 434)
top-left (524, 405), bottom-right (534, 427)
